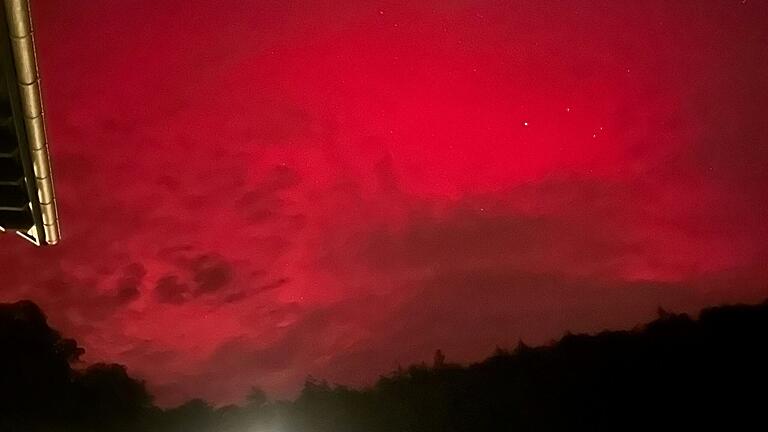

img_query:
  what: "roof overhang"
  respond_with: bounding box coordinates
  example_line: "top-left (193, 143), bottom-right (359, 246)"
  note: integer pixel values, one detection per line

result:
top-left (0, 0), bottom-right (59, 245)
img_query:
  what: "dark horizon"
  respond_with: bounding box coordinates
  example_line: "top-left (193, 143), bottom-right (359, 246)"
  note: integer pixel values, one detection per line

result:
top-left (2, 297), bottom-right (767, 431)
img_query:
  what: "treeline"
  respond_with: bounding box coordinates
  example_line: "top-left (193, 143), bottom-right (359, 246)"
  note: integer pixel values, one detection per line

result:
top-left (1, 299), bottom-right (767, 431)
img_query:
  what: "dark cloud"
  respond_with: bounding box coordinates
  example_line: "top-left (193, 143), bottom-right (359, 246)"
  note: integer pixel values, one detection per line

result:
top-left (221, 278), bottom-right (290, 304)
top-left (154, 275), bottom-right (189, 305)
top-left (154, 249), bottom-right (238, 301)
top-left (115, 285), bottom-right (141, 305)
top-left (191, 255), bottom-right (234, 294)
top-left (113, 263), bottom-right (146, 306)
top-left (236, 165), bottom-right (301, 224)
top-left (357, 178), bottom-right (636, 279)
top-left (389, 272), bottom-right (701, 357)
top-left (221, 291), bottom-right (248, 304)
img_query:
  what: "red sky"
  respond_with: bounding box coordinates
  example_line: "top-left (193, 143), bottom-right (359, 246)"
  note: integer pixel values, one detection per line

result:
top-left (1, 0), bottom-right (767, 406)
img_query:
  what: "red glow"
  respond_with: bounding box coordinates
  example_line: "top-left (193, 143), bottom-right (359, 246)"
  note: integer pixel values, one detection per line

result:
top-left (1, 0), bottom-right (766, 405)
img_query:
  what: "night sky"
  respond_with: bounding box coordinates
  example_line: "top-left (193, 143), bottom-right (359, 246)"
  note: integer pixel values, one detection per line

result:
top-left (1, 0), bottom-right (767, 406)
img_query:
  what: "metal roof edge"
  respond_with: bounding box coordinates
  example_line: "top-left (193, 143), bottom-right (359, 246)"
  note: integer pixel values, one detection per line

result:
top-left (3, 0), bottom-right (58, 245)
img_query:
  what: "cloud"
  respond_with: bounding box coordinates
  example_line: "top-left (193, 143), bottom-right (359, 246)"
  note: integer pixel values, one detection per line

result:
top-left (113, 263), bottom-right (146, 306)
top-left (354, 179), bottom-right (628, 282)
top-left (235, 165), bottom-right (301, 225)
top-left (222, 278), bottom-right (290, 305)
top-left (190, 255), bottom-right (234, 294)
top-left (154, 275), bottom-right (189, 305)
top-left (152, 251), bottom-right (240, 304)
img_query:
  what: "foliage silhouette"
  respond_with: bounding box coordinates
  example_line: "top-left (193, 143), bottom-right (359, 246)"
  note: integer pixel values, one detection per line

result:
top-left (1, 298), bottom-right (767, 431)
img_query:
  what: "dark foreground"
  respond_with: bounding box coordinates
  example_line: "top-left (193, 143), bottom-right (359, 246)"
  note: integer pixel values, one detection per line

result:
top-left (1, 298), bottom-right (767, 431)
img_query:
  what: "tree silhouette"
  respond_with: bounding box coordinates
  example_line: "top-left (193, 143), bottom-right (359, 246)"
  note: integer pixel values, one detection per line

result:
top-left (1, 298), bottom-right (767, 431)
top-left (0, 300), bottom-right (153, 431)
top-left (71, 363), bottom-right (153, 431)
